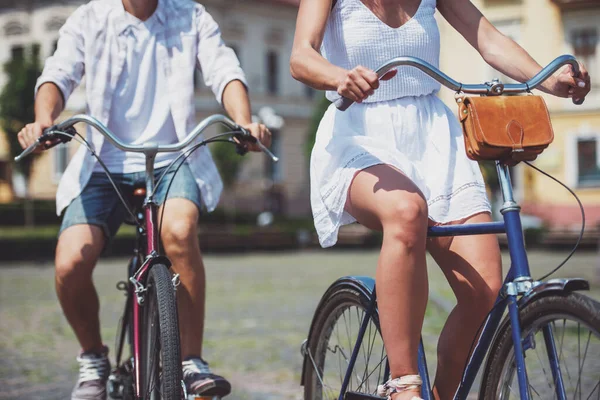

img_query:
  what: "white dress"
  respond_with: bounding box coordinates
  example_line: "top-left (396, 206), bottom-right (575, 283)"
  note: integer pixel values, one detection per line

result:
top-left (311, 0), bottom-right (491, 247)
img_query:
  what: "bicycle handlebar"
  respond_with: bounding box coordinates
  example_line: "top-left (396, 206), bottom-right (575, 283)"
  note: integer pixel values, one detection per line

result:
top-left (15, 114), bottom-right (279, 163)
top-left (333, 54), bottom-right (581, 111)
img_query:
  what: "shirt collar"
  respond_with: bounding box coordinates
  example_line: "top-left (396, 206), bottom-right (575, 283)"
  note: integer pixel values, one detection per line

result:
top-left (114, 0), bottom-right (167, 36)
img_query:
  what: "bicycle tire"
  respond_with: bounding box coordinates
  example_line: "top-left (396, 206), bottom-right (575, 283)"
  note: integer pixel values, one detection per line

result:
top-left (480, 292), bottom-right (600, 399)
top-left (303, 286), bottom-right (387, 400)
top-left (141, 264), bottom-right (182, 400)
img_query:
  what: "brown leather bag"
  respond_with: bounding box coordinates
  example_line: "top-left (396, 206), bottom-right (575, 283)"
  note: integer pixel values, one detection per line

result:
top-left (457, 95), bottom-right (554, 164)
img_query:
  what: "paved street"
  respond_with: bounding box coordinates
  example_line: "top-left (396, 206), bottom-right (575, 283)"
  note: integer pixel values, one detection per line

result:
top-left (1, 249), bottom-right (599, 399)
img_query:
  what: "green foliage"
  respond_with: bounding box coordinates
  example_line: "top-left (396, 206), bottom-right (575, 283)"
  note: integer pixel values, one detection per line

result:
top-left (0, 44), bottom-right (42, 177)
top-left (211, 135), bottom-right (245, 188)
top-left (305, 94), bottom-right (331, 161)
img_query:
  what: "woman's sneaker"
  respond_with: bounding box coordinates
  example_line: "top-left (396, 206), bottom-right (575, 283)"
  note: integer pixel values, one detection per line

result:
top-left (71, 346), bottom-right (111, 400)
top-left (182, 357), bottom-right (231, 397)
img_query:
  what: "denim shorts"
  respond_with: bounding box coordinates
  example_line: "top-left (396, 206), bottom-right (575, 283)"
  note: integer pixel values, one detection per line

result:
top-left (59, 163), bottom-right (202, 240)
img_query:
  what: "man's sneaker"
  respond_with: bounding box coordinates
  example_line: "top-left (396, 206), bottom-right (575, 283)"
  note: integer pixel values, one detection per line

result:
top-left (71, 346), bottom-right (111, 400)
top-left (182, 357), bottom-right (231, 397)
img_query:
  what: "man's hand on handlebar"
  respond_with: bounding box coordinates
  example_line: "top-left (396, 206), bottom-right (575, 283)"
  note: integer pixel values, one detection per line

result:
top-left (17, 120), bottom-right (53, 151)
top-left (241, 122), bottom-right (272, 152)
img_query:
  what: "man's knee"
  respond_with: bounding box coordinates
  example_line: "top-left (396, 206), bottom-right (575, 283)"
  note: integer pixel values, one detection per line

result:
top-left (161, 199), bottom-right (199, 258)
top-left (55, 226), bottom-right (104, 286)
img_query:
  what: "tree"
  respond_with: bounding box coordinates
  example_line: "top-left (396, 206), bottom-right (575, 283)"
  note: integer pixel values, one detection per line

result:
top-left (0, 44), bottom-right (43, 226)
top-left (211, 128), bottom-right (246, 223)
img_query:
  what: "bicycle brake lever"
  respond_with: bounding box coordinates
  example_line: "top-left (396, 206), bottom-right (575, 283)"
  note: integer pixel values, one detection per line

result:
top-left (233, 130), bottom-right (279, 162)
top-left (256, 140), bottom-right (279, 163)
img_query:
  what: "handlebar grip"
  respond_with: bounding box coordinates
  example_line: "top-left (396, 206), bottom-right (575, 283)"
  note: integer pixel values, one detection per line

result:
top-left (333, 96), bottom-right (354, 111)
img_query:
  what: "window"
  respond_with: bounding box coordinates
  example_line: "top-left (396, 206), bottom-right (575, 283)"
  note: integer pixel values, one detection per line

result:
top-left (4, 21), bottom-right (27, 36)
top-left (11, 45), bottom-right (24, 60)
top-left (54, 145), bottom-right (69, 181)
top-left (45, 16), bottom-right (66, 32)
top-left (571, 28), bottom-right (598, 88)
top-left (576, 138), bottom-right (600, 186)
top-left (572, 28), bottom-right (598, 58)
top-left (266, 50), bottom-right (279, 95)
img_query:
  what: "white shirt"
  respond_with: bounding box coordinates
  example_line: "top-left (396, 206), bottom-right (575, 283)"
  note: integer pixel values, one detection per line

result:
top-left (35, 0), bottom-right (247, 215)
top-left (94, 10), bottom-right (179, 173)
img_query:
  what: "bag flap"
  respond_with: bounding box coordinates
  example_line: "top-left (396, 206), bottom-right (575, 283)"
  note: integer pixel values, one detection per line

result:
top-left (463, 96), bottom-right (554, 148)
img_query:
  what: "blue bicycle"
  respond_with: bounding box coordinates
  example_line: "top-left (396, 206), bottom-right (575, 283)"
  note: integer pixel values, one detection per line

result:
top-left (300, 55), bottom-right (600, 400)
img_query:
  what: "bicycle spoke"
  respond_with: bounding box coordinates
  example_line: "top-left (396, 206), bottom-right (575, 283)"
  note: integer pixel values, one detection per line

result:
top-left (356, 319), bottom-right (381, 394)
top-left (361, 317), bottom-right (377, 393)
top-left (575, 330), bottom-right (592, 400)
top-left (583, 379), bottom-right (599, 400)
top-left (557, 319), bottom-right (576, 393)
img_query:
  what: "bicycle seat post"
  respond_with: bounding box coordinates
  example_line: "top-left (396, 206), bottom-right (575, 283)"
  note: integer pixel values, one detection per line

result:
top-left (143, 142), bottom-right (159, 204)
top-left (142, 142), bottom-right (160, 255)
top-left (496, 161), bottom-right (533, 289)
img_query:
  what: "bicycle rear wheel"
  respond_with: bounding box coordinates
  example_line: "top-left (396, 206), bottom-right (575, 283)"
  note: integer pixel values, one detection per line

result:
top-left (481, 292), bottom-right (600, 399)
top-left (303, 286), bottom-right (388, 400)
top-left (141, 264), bottom-right (182, 400)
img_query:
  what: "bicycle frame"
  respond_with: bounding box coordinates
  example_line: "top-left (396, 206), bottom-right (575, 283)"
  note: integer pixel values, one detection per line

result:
top-left (110, 149), bottom-right (174, 399)
top-left (338, 162), bottom-right (568, 400)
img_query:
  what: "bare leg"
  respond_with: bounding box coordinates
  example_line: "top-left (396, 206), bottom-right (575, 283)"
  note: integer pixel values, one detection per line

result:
top-left (159, 198), bottom-right (205, 359)
top-left (427, 212), bottom-right (502, 399)
top-left (55, 225), bottom-right (105, 353)
top-left (345, 164), bottom-right (429, 400)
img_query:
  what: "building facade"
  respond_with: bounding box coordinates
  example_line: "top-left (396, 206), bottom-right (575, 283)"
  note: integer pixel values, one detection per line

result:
top-left (0, 0), bottom-right (313, 216)
top-left (437, 0), bottom-right (600, 230)
top-left (3, 0), bottom-right (598, 228)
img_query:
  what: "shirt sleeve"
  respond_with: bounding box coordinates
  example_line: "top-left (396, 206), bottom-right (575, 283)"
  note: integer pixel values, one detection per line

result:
top-left (196, 5), bottom-right (248, 105)
top-left (34, 4), bottom-right (87, 103)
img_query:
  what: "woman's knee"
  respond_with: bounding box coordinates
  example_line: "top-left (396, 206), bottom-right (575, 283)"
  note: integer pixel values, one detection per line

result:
top-left (381, 199), bottom-right (428, 249)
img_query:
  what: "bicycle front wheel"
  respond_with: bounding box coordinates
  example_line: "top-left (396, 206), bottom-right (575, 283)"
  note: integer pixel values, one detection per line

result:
top-left (141, 264), bottom-right (182, 400)
top-left (303, 286), bottom-right (388, 400)
top-left (481, 292), bottom-right (600, 399)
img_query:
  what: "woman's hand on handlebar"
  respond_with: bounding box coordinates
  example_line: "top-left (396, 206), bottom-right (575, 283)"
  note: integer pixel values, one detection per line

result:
top-left (548, 61), bottom-right (591, 104)
top-left (336, 66), bottom-right (397, 103)
top-left (241, 122), bottom-right (272, 152)
top-left (17, 119), bottom-right (53, 151)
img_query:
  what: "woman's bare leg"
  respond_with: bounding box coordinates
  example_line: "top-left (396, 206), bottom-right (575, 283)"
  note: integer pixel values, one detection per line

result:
top-left (427, 212), bottom-right (503, 399)
top-left (346, 164), bottom-right (429, 400)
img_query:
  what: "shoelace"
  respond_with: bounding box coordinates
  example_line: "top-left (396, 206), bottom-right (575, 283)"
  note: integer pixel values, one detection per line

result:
top-left (182, 359), bottom-right (211, 380)
top-left (377, 375), bottom-right (423, 400)
top-left (77, 355), bottom-right (108, 383)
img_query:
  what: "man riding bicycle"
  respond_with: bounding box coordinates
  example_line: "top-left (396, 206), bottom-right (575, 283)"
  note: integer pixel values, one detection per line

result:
top-left (17, 0), bottom-right (270, 398)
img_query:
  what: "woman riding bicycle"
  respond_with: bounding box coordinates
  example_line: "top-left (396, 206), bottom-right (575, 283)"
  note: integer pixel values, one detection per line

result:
top-left (290, 0), bottom-right (591, 399)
